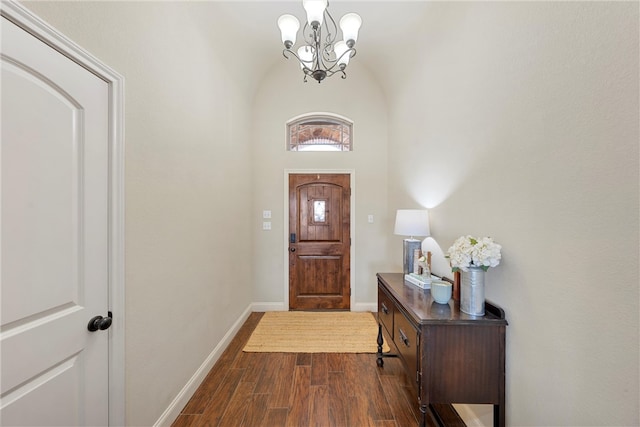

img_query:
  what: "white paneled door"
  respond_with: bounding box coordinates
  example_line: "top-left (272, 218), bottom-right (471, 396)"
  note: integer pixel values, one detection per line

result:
top-left (1, 8), bottom-right (117, 426)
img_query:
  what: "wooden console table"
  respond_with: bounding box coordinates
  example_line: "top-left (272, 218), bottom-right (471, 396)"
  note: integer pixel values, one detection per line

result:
top-left (376, 273), bottom-right (507, 427)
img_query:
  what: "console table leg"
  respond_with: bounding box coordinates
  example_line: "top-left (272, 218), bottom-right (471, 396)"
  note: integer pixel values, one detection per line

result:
top-left (494, 404), bottom-right (505, 427)
top-left (376, 323), bottom-right (384, 367)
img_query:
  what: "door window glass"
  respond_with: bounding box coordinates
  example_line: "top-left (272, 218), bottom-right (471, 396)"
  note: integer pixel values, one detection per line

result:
top-left (313, 200), bottom-right (326, 223)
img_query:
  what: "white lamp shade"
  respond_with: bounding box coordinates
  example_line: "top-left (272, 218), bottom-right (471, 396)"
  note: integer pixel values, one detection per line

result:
top-left (303, 0), bottom-right (328, 27)
top-left (297, 45), bottom-right (314, 69)
top-left (394, 209), bottom-right (430, 237)
top-left (277, 14), bottom-right (300, 46)
top-left (339, 13), bottom-right (362, 45)
top-left (334, 41), bottom-right (350, 67)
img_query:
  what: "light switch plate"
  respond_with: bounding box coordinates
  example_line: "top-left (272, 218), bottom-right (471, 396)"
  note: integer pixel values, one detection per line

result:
top-left (263, 210), bottom-right (272, 219)
top-left (368, 214), bottom-right (374, 223)
top-left (262, 221), bottom-right (271, 230)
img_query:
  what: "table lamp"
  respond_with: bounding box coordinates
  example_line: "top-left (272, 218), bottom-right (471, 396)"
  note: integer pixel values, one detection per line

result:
top-left (394, 209), bottom-right (430, 274)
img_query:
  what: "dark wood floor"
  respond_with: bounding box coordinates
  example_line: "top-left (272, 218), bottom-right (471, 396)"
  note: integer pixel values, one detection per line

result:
top-left (172, 312), bottom-right (465, 427)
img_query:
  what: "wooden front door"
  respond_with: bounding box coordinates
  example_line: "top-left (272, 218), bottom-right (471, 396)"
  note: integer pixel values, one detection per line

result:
top-left (289, 174), bottom-right (351, 310)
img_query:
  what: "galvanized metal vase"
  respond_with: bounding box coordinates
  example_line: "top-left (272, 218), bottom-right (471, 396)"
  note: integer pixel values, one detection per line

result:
top-left (460, 266), bottom-right (485, 316)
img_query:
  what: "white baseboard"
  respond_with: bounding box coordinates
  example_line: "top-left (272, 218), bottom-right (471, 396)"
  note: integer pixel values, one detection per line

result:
top-left (352, 302), bottom-right (377, 312)
top-left (251, 301), bottom-right (287, 311)
top-left (154, 304), bottom-right (253, 427)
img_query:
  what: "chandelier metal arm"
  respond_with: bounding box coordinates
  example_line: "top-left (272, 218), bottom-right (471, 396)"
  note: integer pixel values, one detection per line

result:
top-left (282, 46), bottom-right (355, 83)
top-left (333, 47), bottom-right (356, 64)
top-left (322, 8), bottom-right (338, 49)
top-left (313, 24), bottom-right (325, 73)
top-left (283, 47), bottom-right (355, 73)
top-left (282, 48), bottom-right (303, 62)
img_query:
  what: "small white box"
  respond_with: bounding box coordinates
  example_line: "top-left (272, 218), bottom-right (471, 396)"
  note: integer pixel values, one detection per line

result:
top-left (404, 273), bottom-right (431, 289)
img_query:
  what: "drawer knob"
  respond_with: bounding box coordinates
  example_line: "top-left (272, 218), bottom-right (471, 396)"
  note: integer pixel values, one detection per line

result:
top-left (381, 302), bottom-right (389, 315)
top-left (399, 328), bottom-right (410, 347)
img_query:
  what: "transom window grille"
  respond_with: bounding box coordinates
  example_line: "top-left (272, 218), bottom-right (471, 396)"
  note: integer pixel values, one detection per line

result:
top-left (287, 114), bottom-right (353, 151)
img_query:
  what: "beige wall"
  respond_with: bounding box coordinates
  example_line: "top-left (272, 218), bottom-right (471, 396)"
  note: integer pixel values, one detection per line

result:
top-left (20, 2), bottom-right (256, 425)
top-left (384, 2), bottom-right (639, 425)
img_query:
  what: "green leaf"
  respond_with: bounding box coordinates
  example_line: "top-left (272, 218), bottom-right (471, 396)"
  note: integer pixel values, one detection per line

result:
top-left (452, 267), bottom-right (460, 273)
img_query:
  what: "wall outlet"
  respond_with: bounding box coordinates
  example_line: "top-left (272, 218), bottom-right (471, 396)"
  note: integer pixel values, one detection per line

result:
top-left (262, 210), bottom-right (272, 219)
top-left (262, 221), bottom-right (271, 230)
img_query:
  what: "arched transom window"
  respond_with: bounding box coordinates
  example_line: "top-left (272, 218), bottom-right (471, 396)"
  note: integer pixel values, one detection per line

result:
top-left (287, 113), bottom-right (353, 151)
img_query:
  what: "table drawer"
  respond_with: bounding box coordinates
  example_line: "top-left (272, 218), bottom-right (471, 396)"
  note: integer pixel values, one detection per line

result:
top-left (394, 309), bottom-right (419, 380)
top-left (378, 287), bottom-right (394, 339)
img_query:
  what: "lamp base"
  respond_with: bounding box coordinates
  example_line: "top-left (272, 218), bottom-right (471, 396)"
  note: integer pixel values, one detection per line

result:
top-left (402, 239), bottom-right (422, 274)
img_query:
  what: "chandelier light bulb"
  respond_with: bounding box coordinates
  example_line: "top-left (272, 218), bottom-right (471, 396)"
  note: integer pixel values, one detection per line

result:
top-left (334, 41), bottom-right (350, 68)
top-left (297, 45), bottom-right (314, 70)
top-left (303, 0), bottom-right (328, 28)
top-left (277, 14), bottom-right (300, 48)
top-left (339, 13), bottom-right (362, 47)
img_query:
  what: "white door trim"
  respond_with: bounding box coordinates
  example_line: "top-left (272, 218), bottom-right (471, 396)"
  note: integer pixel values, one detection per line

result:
top-left (0, 1), bottom-right (126, 425)
top-left (283, 169), bottom-right (355, 311)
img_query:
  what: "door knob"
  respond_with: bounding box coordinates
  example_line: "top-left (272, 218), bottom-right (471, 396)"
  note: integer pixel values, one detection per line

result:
top-left (88, 313), bottom-right (112, 332)
top-left (289, 247), bottom-right (296, 252)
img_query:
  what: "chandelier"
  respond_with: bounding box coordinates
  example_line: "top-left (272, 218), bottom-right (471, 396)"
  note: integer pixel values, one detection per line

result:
top-left (277, 0), bottom-right (362, 83)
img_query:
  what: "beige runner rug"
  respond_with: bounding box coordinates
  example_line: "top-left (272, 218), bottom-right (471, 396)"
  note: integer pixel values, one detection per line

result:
top-left (243, 311), bottom-right (389, 353)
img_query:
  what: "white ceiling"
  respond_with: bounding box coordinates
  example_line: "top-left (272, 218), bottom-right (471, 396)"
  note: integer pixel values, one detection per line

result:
top-left (210, 1), bottom-right (432, 84)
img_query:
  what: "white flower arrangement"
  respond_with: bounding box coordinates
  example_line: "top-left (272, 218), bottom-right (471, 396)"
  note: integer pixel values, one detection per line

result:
top-left (446, 235), bottom-right (502, 272)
